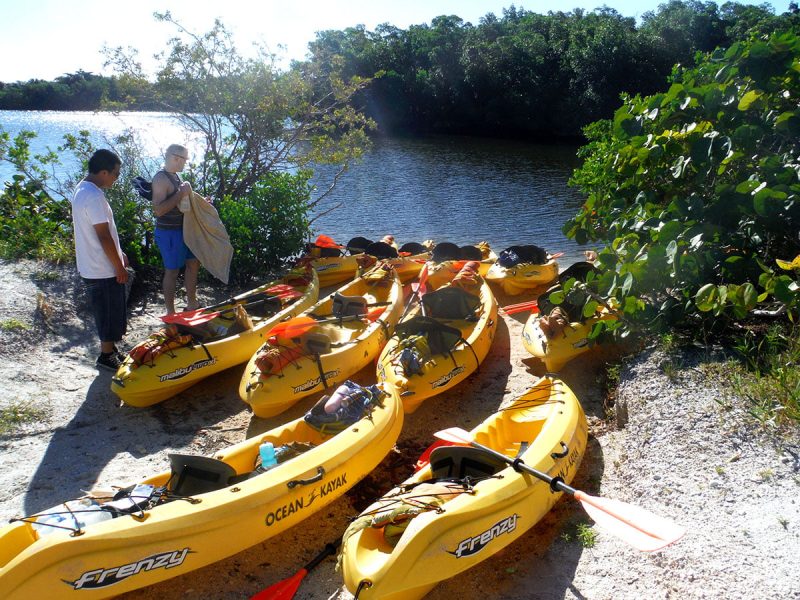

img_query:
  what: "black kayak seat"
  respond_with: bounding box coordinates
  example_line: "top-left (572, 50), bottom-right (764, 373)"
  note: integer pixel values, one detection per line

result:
top-left (429, 445), bottom-right (507, 479)
top-left (346, 236), bottom-right (373, 255)
top-left (398, 242), bottom-right (427, 255)
top-left (365, 241), bottom-right (398, 259)
top-left (168, 454), bottom-right (237, 496)
top-left (332, 292), bottom-right (368, 318)
top-left (498, 245), bottom-right (548, 267)
top-left (421, 287), bottom-right (481, 321)
top-left (458, 245), bottom-right (484, 261)
top-left (558, 261), bottom-right (598, 284)
top-left (431, 242), bottom-right (461, 263)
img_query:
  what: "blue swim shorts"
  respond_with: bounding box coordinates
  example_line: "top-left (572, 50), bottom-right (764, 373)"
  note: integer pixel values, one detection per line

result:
top-left (155, 227), bottom-right (196, 270)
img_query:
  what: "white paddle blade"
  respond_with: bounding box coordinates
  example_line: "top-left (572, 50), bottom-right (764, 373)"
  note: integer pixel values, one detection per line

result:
top-left (433, 427), bottom-right (473, 445)
top-left (575, 492), bottom-right (686, 552)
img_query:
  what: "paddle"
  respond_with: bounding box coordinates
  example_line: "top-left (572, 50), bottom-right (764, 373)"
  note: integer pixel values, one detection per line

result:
top-left (433, 427), bottom-right (685, 552)
top-left (270, 305), bottom-right (388, 340)
top-left (548, 251), bottom-right (565, 260)
top-left (250, 540), bottom-right (340, 600)
top-left (400, 262), bottom-right (429, 320)
top-left (501, 299), bottom-right (540, 316)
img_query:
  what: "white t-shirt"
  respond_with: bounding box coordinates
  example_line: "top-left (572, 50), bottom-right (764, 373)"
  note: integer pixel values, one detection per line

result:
top-left (71, 180), bottom-right (123, 279)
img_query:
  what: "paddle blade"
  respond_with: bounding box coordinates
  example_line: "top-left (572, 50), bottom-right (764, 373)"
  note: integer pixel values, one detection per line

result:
top-left (270, 316), bottom-right (318, 340)
top-left (250, 568), bottom-right (308, 600)
top-left (501, 300), bottom-right (539, 315)
top-left (574, 491), bottom-right (686, 552)
top-left (549, 251), bottom-right (565, 260)
top-left (433, 427), bottom-right (473, 445)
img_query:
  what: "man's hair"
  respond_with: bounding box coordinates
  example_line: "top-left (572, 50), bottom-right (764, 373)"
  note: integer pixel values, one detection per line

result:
top-left (88, 149), bottom-right (121, 174)
top-left (165, 143), bottom-right (188, 158)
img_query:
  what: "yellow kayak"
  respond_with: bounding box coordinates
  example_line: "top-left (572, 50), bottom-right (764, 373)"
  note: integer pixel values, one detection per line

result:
top-left (485, 258), bottom-right (559, 295)
top-left (310, 254), bottom-right (361, 287)
top-left (377, 261), bottom-right (498, 414)
top-left (340, 375), bottom-right (588, 600)
top-left (111, 267), bottom-right (319, 407)
top-left (240, 265), bottom-right (404, 418)
top-left (0, 381), bottom-right (403, 600)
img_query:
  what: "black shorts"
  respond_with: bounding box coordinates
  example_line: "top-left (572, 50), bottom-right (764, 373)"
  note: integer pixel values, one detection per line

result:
top-left (82, 276), bottom-right (128, 343)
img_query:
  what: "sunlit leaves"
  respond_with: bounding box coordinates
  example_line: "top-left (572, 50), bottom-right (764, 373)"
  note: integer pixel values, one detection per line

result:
top-left (566, 30), bottom-right (800, 337)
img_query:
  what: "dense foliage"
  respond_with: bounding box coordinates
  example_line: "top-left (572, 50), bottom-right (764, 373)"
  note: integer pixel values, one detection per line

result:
top-left (0, 71), bottom-right (144, 111)
top-left (4, 2), bottom-right (795, 140)
top-left (564, 31), bottom-right (800, 340)
top-left (306, 1), bottom-right (794, 138)
top-left (217, 171), bottom-right (313, 284)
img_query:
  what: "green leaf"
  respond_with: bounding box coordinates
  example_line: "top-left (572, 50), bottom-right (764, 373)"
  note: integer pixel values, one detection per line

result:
top-left (582, 300), bottom-right (599, 318)
top-left (549, 291), bottom-right (565, 305)
top-left (737, 90), bottom-right (763, 111)
top-left (695, 283), bottom-right (717, 312)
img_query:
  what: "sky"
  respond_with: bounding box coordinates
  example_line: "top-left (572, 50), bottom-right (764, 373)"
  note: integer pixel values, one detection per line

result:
top-left (0, 0), bottom-right (793, 83)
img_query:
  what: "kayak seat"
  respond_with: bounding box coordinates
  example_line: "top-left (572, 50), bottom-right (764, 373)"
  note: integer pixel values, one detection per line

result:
top-left (398, 242), bottom-right (427, 255)
top-left (304, 331), bottom-right (332, 356)
top-left (429, 446), bottom-right (507, 479)
top-left (421, 287), bottom-right (481, 321)
top-left (332, 293), bottom-right (368, 318)
top-left (168, 454), bottom-right (238, 497)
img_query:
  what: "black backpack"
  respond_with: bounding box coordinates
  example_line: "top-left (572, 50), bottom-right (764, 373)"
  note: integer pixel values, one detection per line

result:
top-left (132, 176), bottom-right (152, 201)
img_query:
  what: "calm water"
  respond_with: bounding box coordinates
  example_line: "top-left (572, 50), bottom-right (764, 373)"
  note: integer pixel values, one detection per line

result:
top-left (0, 110), bottom-right (589, 264)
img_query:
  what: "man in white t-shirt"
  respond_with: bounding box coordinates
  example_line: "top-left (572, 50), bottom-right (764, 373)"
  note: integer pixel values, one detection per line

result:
top-left (71, 149), bottom-right (130, 371)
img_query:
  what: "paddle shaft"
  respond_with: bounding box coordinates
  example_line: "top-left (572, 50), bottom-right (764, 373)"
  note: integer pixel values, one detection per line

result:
top-left (460, 438), bottom-right (576, 495)
top-left (446, 432), bottom-right (683, 545)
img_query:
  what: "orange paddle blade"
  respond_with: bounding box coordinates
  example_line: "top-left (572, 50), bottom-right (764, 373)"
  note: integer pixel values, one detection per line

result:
top-left (314, 234), bottom-right (343, 248)
top-left (270, 306), bottom-right (388, 340)
top-left (574, 491), bottom-right (686, 552)
top-left (501, 300), bottom-right (539, 315)
top-left (549, 251), bottom-right (565, 259)
top-left (250, 569), bottom-right (307, 600)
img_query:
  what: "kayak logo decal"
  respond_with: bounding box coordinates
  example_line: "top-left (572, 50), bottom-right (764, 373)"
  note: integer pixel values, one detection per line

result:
top-left (451, 514), bottom-right (519, 558)
top-left (67, 548), bottom-right (191, 590)
top-left (431, 366), bottom-right (465, 388)
top-left (159, 358), bottom-right (217, 382)
top-left (265, 473), bottom-right (348, 526)
top-left (293, 369), bottom-right (340, 394)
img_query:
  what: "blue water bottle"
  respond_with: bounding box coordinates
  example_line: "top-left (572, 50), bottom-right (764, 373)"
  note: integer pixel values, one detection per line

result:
top-left (259, 441), bottom-right (278, 471)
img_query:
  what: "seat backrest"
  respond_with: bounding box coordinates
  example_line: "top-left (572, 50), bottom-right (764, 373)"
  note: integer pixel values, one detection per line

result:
top-left (346, 236), bottom-right (373, 255)
top-left (429, 446), bottom-right (507, 479)
top-left (365, 241), bottom-right (398, 259)
top-left (332, 292), bottom-right (368, 318)
top-left (398, 241), bottom-right (427, 255)
top-left (395, 316), bottom-right (462, 355)
top-left (304, 331), bottom-right (332, 355)
top-left (431, 241), bottom-right (460, 262)
top-left (458, 245), bottom-right (484, 261)
top-left (168, 454), bottom-right (237, 496)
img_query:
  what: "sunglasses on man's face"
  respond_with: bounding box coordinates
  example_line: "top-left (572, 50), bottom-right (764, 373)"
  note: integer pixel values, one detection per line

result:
top-left (171, 153), bottom-right (189, 160)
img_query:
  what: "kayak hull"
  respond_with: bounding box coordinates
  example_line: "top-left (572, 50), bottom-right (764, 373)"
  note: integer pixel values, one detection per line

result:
top-left (521, 311), bottom-right (616, 372)
top-left (0, 385), bottom-right (403, 599)
top-left (485, 259), bottom-right (559, 295)
top-left (111, 268), bottom-right (319, 407)
top-left (377, 273), bottom-right (498, 414)
top-left (340, 376), bottom-right (588, 599)
top-left (240, 267), bottom-right (404, 418)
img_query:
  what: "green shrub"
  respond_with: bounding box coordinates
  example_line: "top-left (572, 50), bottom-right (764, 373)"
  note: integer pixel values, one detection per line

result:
top-left (218, 170), bottom-right (312, 284)
top-left (0, 176), bottom-right (73, 261)
top-left (566, 31), bottom-right (800, 339)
